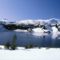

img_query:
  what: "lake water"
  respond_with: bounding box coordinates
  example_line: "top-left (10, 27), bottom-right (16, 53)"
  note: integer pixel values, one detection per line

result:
top-left (0, 31), bottom-right (60, 48)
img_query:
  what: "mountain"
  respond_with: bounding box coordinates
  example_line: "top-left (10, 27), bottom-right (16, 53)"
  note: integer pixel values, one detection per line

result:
top-left (0, 18), bottom-right (59, 32)
top-left (49, 18), bottom-right (58, 24)
top-left (0, 18), bottom-right (8, 24)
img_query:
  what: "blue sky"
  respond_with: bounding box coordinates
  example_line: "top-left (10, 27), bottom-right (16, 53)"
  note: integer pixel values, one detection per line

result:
top-left (0, 0), bottom-right (60, 21)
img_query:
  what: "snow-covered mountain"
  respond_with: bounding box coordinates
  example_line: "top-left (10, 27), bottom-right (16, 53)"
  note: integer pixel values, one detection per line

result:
top-left (0, 18), bottom-right (58, 25)
top-left (16, 19), bottom-right (49, 25)
top-left (0, 18), bottom-right (60, 32)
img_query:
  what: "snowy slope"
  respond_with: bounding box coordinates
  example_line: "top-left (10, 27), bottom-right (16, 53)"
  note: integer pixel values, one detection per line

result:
top-left (0, 47), bottom-right (60, 60)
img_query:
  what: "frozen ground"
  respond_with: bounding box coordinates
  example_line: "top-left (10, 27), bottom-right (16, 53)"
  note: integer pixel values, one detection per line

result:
top-left (0, 46), bottom-right (60, 60)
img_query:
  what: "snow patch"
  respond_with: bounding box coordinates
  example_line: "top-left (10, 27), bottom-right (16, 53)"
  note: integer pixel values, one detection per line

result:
top-left (32, 28), bottom-right (44, 36)
top-left (14, 29), bottom-right (28, 32)
top-left (52, 27), bottom-right (58, 39)
top-left (32, 28), bottom-right (44, 33)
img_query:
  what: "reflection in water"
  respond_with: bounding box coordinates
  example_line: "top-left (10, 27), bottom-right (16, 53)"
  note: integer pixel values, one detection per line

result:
top-left (0, 31), bottom-right (60, 48)
top-left (52, 31), bottom-right (58, 39)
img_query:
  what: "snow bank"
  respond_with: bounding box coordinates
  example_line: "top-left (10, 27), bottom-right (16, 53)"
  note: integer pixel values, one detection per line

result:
top-left (0, 47), bottom-right (60, 60)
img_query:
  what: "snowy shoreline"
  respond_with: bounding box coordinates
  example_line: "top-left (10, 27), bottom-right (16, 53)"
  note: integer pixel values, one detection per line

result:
top-left (0, 45), bottom-right (60, 60)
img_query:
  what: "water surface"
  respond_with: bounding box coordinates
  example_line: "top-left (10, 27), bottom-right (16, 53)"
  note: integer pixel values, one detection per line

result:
top-left (0, 31), bottom-right (60, 48)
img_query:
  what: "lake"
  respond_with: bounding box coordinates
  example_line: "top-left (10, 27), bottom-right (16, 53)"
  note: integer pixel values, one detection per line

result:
top-left (0, 31), bottom-right (60, 48)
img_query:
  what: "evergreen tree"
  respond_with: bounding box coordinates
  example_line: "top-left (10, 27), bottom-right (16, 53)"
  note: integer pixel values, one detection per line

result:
top-left (11, 34), bottom-right (17, 50)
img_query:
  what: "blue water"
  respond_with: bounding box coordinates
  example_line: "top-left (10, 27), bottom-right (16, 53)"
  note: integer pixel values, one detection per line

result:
top-left (0, 31), bottom-right (60, 48)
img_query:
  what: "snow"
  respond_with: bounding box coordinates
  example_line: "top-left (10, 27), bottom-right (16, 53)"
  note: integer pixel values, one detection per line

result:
top-left (14, 29), bottom-right (28, 32)
top-left (16, 20), bottom-right (35, 25)
top-left (0, 46), bottom-right (60, 60)
top-left (14, 29), bottom-right (43, 33)
top-left (14, 28), bottom-right (47, 36)
top-left (16, 18), bottom-right (59, 26)
top-left (32, 28), bottom-right (44, 33)
top-left (52, 27), bottom-right (58, 39)
top-left (32, 28), bottom-right (44, 36)
top-left (52, 27), bottom-right (58, 32)
top-left (16, 19), bottom-right (51, 25)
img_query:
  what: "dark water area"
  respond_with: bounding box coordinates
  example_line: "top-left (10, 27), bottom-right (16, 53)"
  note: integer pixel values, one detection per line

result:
top-left (0, 31), bottom-right (60, 48)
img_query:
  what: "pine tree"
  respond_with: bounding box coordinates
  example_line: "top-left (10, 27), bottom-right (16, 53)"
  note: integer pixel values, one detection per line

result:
top-left (11, 34), bottom-right (17, 50)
